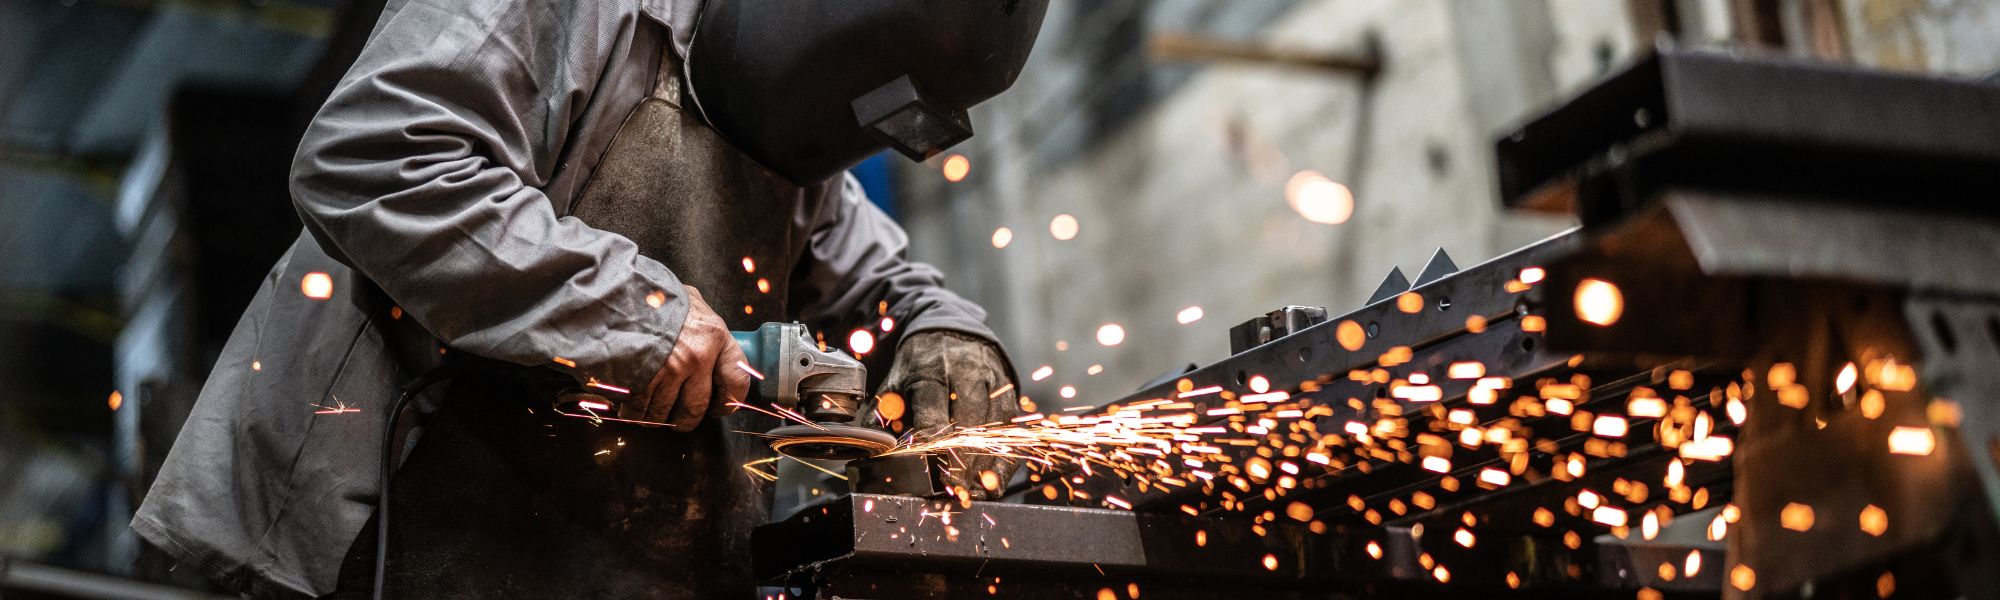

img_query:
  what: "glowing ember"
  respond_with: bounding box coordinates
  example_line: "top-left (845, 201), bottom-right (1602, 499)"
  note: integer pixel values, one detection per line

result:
top-left (1875, 360), bottom-right (1917, 391)
top-left (1177, 306), bottom-right (1204, 324)
top-left (880, 317), bottom-right (895, 332)
top-left (1781, 503), bottom-right (1815, 531)
top-left (1031, 366), bottom-right (1054, 381)
top-left (1365, 540), bottom-right (1383, 559)
top-left (1860, 504), bottom-right (1888, 536)
top-left (1060, 386), bottom-right (1077, 399)
top-left (585, 380), bottom-right (631, 395)
top-left (1096, 323), bottom-right (1126, 346)
top-left (1861, 390), bottom-right (1886, 419)
top-left (1888, 427), bottom-right (1935, 456)
top-left (300, 272), bottom-right (334, 299)
top-left (942, 154), bottom-right (971, 182)
top-left (1447, 362), bottom-right (1485, 379)
top-left (742, 257), bottom-right (756, 273)
top-left (1478, 468), bottom-right (1510, 488)
top-left (1592, 415), bottom-right (1628, 438)
top-left (1262, 554), bottom-right (1279, 571)
top-left (1836, 362), bottom-right (1859, 394)
top-left (1730, 565), bottom-right (1756, 591)
top-left (108, 390), bottom-right (122, 411)
top-left (1396, 292), bottom-right (1424, 314)
top-left (1336, 320), bottom-right (1366, 351)
top-left (1394, 384), bottom-right (1442, 403)
top-left (991, 227), bottom-right (1014, 249)
top-left (646, 290), bottom-right (666, 308)
top-left (849, 329), bottom-right (875, 355)
top-left (1574, 278), bottom-right (1623, 326)
top-left (877, 392), bottom-right (906, 421)
top-left (1519, 267), bottom-right (1546, 284)
top-left (1680, 436), bottom-right (1733, 461)
top-left (1685, 550), bottom-right (1703, 576)
top-left (1050, 214), bottom-right (1080, 240)
top-left (1421, 456), bottom-right (1451, 473)
top-left (1285, 170), bottom-right (1354, 225)
top-left (736, 360), bottom-right (765, 381)
top-left (1592, 506), bottom-right (1627, 527)
top-left (1454, 528), bottom-right (1476, 548)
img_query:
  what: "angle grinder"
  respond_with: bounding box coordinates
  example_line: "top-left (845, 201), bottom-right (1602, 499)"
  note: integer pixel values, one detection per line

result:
top-left (730, 322), bottom-right (897, 460)
top-left (549, 322), bottom-right (896, 461)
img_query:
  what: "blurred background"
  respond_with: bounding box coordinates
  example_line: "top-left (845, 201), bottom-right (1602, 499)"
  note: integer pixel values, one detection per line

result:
top-left (2, 0), bottom-right (1996, 595)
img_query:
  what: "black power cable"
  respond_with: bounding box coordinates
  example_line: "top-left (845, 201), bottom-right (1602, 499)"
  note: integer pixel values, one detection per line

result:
top-left (372, 364), bottom-right (459, 600)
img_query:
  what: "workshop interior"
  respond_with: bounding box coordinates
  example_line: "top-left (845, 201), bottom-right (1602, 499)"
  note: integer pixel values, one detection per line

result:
top-left (5, 0), bottom-right (2000, 598)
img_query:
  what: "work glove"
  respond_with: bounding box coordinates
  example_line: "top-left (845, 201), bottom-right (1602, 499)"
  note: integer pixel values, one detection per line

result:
top-left (628, 286), bottom-right (751, 430)
top-left (879, 330), bottom-right (1021, 499)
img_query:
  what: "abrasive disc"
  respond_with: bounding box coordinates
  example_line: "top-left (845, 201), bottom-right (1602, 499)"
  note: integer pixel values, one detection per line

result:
top-left (766, 423), bottom-right (898, 461)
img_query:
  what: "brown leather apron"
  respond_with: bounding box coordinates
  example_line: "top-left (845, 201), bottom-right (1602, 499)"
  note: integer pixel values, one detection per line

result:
top-left (333, 32), bottom-right (805, 600)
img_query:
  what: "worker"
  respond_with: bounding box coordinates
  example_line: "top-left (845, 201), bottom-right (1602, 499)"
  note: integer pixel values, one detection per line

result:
top-left (130, 0), bottom-right (1049, 597)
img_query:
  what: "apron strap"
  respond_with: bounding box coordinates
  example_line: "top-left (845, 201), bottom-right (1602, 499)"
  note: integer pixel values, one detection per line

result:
top-left (652, 32), bottom-right (684, 108)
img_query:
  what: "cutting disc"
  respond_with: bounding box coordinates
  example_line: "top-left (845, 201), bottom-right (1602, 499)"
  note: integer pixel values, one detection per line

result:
top-left (767, 423), bottom-right (898, 461)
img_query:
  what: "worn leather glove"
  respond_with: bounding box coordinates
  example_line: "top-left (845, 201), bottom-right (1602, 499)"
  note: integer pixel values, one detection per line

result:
top-left (878, 330), bottom-right (1021, 499)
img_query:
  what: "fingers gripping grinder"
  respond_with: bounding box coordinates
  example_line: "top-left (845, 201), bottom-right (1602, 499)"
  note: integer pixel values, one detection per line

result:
top-left (550, 322), bottom-right (895, 459)
top-left (729, 323), bottom-right (897, 460)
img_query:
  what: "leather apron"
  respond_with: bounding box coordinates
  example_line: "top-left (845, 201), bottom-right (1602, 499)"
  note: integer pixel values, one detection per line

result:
top-left (331, 33), bottom-right (803, 600)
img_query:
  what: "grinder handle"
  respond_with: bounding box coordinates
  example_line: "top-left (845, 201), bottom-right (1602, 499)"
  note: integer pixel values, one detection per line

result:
top-left (730, 330), bottom-right (763, 373)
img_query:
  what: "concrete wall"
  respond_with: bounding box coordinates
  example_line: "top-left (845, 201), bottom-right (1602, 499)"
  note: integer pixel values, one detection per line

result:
top-left (892, 0), bottom-right (1999, 411)
top-left (1840, 0), bottom-right (2000, 74)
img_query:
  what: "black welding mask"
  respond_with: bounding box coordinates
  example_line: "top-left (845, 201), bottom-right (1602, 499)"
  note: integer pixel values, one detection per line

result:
top-left (685, 0), bottom-right (1050, 185)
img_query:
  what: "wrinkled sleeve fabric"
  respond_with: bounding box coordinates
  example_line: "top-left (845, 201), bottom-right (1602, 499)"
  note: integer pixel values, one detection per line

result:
top-left (290, 0), bottom-right (682, 390)
top-left (790, 175), bottom-right (1004, 357)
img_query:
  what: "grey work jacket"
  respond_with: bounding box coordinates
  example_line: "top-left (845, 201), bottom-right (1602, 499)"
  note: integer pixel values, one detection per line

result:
top-left (130, 0), bottom-right (994, 596)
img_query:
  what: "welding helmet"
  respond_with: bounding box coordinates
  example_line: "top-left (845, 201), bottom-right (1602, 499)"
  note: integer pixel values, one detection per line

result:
top-left (686, 0), bottom-right (1049, 185)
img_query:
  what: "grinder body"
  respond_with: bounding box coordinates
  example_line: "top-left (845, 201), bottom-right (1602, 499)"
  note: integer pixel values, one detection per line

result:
top-left (729, 323), bottom-right (866, 422)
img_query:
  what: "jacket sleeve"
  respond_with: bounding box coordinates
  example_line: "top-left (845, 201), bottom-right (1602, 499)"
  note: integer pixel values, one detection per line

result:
top-left (789, 174), bottom-right (1002, 353)
top-left (289, 0), bottom-right (682, 390)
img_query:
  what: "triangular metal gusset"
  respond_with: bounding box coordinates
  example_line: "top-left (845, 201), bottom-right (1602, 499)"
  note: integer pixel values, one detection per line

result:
top-left (1365, 267), bottom-right (1411, 306)
top-left (1412, 248), bottom-right (1458, 287)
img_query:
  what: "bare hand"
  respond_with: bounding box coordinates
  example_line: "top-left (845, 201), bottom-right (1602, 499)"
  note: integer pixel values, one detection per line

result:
top-left (624, 286), bottom-right (751, 429)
